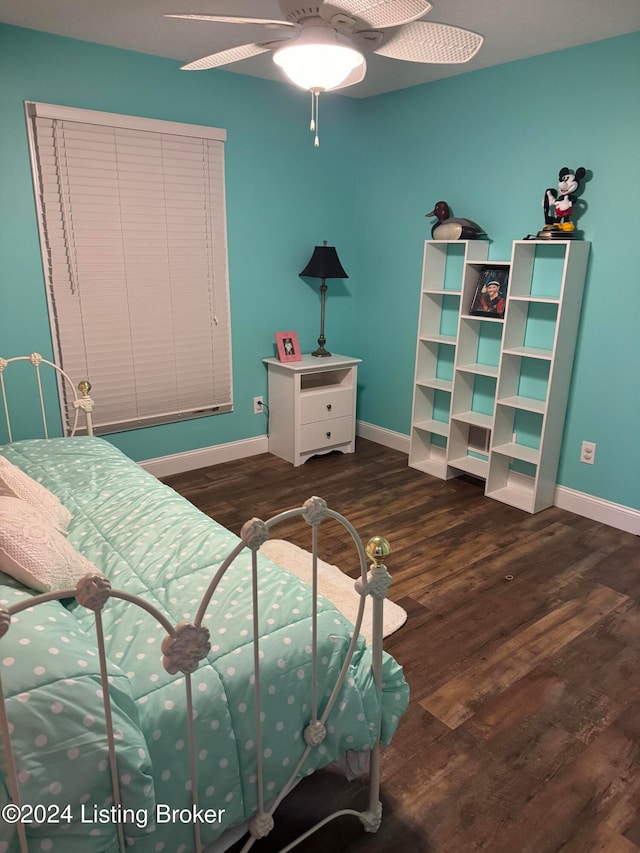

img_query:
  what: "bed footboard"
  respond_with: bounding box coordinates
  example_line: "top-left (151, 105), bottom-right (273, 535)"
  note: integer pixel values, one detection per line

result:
top-left (0, 497), bottom-right (394, 853)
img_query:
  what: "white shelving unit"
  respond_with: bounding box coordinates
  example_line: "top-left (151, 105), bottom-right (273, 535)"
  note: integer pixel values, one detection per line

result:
top-left (409, 239), bottom-right (591, 513)
top-left (409, 240), bottom-right (489, 478)
top-left (447, 256), bottom-right (509, 481)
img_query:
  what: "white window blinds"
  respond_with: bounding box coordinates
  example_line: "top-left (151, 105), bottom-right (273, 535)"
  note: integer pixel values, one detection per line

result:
top-left (26, 102), bottom-right (233, 435)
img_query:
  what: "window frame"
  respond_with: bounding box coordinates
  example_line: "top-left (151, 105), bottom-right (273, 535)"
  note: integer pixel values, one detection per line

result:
top-left (25, 101), bottom-right (233, 435)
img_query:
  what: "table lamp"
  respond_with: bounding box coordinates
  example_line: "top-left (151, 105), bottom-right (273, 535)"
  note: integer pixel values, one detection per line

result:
top-left (299, 240), bottom-right (348, 357)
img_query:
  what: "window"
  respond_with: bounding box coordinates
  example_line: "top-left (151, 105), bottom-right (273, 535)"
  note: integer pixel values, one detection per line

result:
top-left (26, 102), bottom-right (233, 434)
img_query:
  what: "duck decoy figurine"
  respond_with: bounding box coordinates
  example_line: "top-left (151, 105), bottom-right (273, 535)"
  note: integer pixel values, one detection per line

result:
top-left (426, 201), bottom-right (486, 240)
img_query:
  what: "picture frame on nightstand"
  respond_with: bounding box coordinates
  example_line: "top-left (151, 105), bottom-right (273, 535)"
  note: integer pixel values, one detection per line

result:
top-left (275, 331), bottom-right (302, 362)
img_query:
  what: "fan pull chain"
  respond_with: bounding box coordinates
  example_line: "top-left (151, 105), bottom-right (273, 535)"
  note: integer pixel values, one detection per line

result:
top-left (314, 91), bottom-right (320, 147)
top-left (310, 91), bottom-right (316, 132)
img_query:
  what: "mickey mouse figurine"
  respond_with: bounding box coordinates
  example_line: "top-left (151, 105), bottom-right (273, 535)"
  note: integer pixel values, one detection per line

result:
top-left (541, 166), bottom-right (586, 236)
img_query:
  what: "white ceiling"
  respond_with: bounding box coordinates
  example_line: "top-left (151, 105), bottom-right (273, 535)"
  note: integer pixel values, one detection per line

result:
top-left (1, 0), bottom-right (639, 99)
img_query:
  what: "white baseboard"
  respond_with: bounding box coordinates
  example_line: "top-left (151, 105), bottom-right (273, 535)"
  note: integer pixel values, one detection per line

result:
top-left (356, 420), bottom-right (411, 454)
top-left (140, 424), bottom-right (639, 535)
top-left (140, 436), bottom-right (269, 478)
top-left (554, 485), bottom-right (640, 535)
top-left (356, 420), bottom-right (639, 535)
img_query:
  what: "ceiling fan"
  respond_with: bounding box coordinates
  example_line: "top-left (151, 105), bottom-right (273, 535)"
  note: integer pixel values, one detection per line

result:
top-left (167, 0), bottom-right (484, 145)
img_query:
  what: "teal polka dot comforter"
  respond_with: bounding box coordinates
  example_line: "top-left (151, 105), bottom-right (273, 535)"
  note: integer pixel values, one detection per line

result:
top-left (0, 437), bottom-right (409, 852)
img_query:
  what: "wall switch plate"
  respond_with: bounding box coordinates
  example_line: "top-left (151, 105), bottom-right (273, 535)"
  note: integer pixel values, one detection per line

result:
top-left (580, 441), bottom-right (596, 464)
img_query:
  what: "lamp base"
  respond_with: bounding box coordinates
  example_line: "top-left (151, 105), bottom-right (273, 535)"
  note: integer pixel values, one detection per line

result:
top-left (311, 346), bottom-right (332, 358)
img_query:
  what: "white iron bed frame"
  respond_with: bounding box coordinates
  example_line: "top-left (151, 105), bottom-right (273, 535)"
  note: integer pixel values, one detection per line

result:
top-left (0, 354), bottom-right (394, 853)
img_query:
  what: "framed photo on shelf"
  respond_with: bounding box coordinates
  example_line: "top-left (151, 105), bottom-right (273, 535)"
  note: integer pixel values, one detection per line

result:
top-left (470, 268), bottom-right (509, 319)
top-left (275, 331), bottom-right (302, 362)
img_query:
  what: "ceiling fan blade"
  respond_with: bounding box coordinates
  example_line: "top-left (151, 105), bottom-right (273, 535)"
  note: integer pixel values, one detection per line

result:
top-left (374, 20), bottom-right (483, 64)
top-left (330, 56), bottom-right (367, 90)
top-left (166, 13), bottom-right (295, 29)
top-left (181, 42), bottom-right (276, 71)
top-left (320, 0), bottom-right (431, 30)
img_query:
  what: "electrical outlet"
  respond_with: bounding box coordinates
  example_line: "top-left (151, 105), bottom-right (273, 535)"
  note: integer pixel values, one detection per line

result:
top-left (253, 396), bottom-right (264, 414)
top-left (580, 441), bottom-right (596, 464)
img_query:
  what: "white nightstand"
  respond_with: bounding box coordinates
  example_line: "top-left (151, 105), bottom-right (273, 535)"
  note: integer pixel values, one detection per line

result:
top-left (263, 354), bottom-right (362, 467)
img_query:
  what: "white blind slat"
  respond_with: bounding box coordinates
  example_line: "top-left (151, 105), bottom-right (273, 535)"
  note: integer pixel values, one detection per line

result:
top-left (28, 103), bottom-right (232, 433)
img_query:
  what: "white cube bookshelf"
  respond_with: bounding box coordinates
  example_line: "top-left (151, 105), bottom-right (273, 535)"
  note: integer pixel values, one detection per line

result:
top-left (409, 238), bottom-right (590, 512)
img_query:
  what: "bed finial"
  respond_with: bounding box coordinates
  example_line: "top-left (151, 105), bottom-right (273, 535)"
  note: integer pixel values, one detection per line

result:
top-left (366, 536), bottom-right (391, 563)
top-left (73, 380), bottom-right (95, 435)
top-left (364, 537), bottom-right (393, 600)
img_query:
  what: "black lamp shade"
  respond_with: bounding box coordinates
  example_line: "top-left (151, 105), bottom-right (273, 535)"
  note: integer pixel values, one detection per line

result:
top-left (300, 244), bottom-right (348, 280)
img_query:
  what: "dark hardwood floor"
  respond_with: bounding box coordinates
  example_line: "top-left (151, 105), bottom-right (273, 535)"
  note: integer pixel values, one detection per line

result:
top-left (162, 439), bottom-right (640, 853)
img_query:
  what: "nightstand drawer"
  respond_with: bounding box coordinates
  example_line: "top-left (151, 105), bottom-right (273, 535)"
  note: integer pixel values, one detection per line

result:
top-left (299, 416), bottom-right (353, 453)
top-left (300, 388), bottom-right (353, 424)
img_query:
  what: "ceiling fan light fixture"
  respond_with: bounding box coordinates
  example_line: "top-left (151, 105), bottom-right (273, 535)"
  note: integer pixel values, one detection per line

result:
top-left (273, 27), bottom-right (364, 91)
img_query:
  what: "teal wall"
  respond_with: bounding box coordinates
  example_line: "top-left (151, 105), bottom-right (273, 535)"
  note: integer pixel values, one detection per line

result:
top-left (0, 24), bottom-right (359, 459)
top-left (1, 24), bottom-right (638, 510)
top-left (352, 33), bottom-right (640, 510)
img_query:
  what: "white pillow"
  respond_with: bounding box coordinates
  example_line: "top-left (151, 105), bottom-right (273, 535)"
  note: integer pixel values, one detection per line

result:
top-left (0, 455), bottom-right (72, 532)
top-left (0, 497), bottom-right (96, 592)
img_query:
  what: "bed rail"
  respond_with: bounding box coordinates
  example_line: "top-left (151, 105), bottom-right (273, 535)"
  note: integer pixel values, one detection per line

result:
top-left (0, 497), bottom-right (392, 853)
top-left (0, 353), bottom-right (94, 440)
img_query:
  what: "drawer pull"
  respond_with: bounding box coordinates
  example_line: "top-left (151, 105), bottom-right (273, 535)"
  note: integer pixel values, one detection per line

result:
top-left (326, 404), bottom-right (332, 411)
top-left (326, 431), bottom-right (331, 438)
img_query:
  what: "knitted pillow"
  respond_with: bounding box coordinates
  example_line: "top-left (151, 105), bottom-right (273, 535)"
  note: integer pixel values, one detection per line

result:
top-left (0, 497), bottom-right (94, 592)
top-left (0, 455), bottom-right (72, 532)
